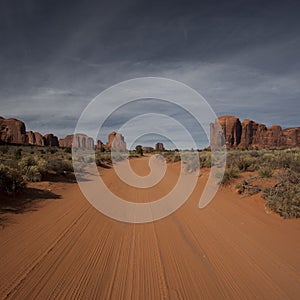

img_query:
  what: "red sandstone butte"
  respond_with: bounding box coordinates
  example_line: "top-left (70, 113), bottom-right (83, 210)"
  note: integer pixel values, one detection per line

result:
top-left (59, 134), bottom-right (94, 150)
top-left (0, 117), bottom-right (27, 144)
top-left (210, 115), bottom-right (300, 148)
top-left (106, 131), bottom-right (126, 151)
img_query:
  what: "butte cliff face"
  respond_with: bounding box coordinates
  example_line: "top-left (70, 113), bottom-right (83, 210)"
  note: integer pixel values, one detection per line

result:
top-left (26, 131), bottom-right (45, 146)
top-left (43, 134), bottom-right (59, 147)
top-left (0, 117), bottom-right (27, 144)
top-left (104, 132), bottom-right (127, 151)
top-left (59, 134), bottom-right (94, 150)
top-left (210, 116), bottom-right (300, 148)
top-left (96, 139), bottom-right (105, 151)
top-left (0, 116), bottom-right (59, 146)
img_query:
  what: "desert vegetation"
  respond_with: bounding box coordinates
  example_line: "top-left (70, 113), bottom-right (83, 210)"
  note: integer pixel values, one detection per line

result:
top-left (0, 145), bottom-right (144, 194)
top-left (1, 145), bottom-right (299, 218)
top-left (0, 145), bottom-right (74, 193)
top-left (162, 148), bottom-right (300, 218)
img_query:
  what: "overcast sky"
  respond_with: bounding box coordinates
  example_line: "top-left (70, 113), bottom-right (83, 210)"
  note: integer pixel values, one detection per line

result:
top-left (1, 0), bottom-right (300, 148)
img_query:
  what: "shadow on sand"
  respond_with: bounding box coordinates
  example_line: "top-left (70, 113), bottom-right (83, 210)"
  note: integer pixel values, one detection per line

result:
top-left (0, 187), bottom-right (61, 228)
top-left (43, 172), bottom-right (77, 183)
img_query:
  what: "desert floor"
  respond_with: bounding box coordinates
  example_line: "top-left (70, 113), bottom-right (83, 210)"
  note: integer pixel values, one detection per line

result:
top-left (0, 155), bottom-right (300, 299)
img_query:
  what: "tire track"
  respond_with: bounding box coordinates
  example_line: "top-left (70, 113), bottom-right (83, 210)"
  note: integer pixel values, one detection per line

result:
top-left (0, 157), bottom-right (299, 299)
top-left (3, 205), bottom-right (90, 299)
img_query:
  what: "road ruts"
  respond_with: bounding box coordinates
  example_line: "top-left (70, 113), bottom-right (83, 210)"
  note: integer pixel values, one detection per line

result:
top-left (0, 156), bottom-right (300, 299)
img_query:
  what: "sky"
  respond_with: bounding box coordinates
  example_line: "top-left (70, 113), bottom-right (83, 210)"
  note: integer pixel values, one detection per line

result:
top-left (1, 0), bottom-right (300, 148)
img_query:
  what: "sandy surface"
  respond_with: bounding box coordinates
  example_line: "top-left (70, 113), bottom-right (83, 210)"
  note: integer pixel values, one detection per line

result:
top-left (0, 156), bottom-right (300, 299)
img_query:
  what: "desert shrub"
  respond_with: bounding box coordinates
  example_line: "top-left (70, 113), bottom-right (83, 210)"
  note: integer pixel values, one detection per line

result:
top-left (236, 179), bottom-right (262, 195)
top-left (128, 152), bottom-right (140, 158)
top-left (18, 156), bottom-right (47, 182)
top-left (48, 159), bottom-right (73, 174)
top-left (85, 156), bottom-right (94, 163)
top-left (216, 167), bottom-right (240, 186)
top-left (95, 152), bottom-right (113, 164)
top-left (14, 148), bottom-right (22, 160)
top-left (275, 152), bottom-right (294, 169)
top-left (249, 150), bottom-right (260, 157)
top-left (47, 148), bottom-right (58, 154)
top-left (64, 147), bottom-right (72, 153)
top-left (95, 159), bottom-right (111, 169)
top-left (263, 171), bottom-right (300, 219)
top-left (0, 145), bottom-right (9, 154)
top-left (259, 166), bottom-right (273, 178)
top-left (162, 152), bottom-right (172, 163)
top-left (171, 152), bottom-right (181, 163)
top-left (235, 157), bottom-right (257, 172)
top-left (199, 153), bottom-right (211, 168)
top-left (0, 164), bottom-right (26, 193)
top-left (180, 151), bottom-right (199, 172)
top-left (23, 165), bottom-right (42, 182)
top-left (211, 151), bottom-right (226, 168)
top-left (135, 145), bottom-right (143, 156)
top-left (162, 151), bottom-right (181, 163)
top-left (289, 158), bottom-right (300, 173)
top-left (111, 152), bottom-right (127, 162)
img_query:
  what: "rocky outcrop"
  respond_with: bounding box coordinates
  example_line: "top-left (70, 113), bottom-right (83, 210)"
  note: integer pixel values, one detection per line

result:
top-left (26, 131), bottom-right (45, 146)
top-left (0, 116), bottom-right (60, 147)
top-left (261, 125), bottom-right (285, 147)
top-left (96, 139), bottom-right (105, 151)
top-left (59, 134), bottom-right (94, 149)
top-left (218, 116), bottom-right (242, 147)
top-left (240, 119), bottom-right (259, 147)
top-left (0, 117), bottom-right (27, 144)
top-left (283, 128), bottom-right (300, 147)
top-left (210, 116), bottom-right (300, 148)
top-left (106, 132), bottom-right (126, 151)
top-left (58, 135), bottom-right (73, 148)
top-left (210, 121), bottom-right (224, 149)
top-left (43, 134), bottom-right (59, 147)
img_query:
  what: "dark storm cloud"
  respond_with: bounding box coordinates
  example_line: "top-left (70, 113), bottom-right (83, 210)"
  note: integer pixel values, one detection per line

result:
top-left (0, 0), bottom-right (300, 146)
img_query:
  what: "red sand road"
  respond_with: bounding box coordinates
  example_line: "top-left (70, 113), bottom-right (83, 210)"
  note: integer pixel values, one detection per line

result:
top-left (0, 156), bottom-right (300, 299)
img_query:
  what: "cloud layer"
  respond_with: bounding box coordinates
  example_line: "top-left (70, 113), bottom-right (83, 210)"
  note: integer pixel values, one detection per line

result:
top-left (1, 0), bottom-right (299, 147)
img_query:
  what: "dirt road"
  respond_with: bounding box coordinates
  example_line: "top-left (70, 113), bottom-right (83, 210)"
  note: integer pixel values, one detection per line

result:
top-left (0, 156), bottom-right (300, 299)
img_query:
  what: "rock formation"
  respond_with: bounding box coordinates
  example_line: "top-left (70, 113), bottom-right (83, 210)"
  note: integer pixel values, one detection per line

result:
top-left (26, 131), bottom-right (45, 146)
top-left (283, 127), bottom-right (300, 147)
top-left (0, 116), bottom-right (60, 147)
top-left (210, 115), bottom-right (300, 148)
top-left (106, 132), bottom-right (126, 151)
top-left (58, 135), bottom-right (73, 148)
top-left (155, 143), bottom-right (164, 151)
top-left (59, 134), bottom-right (94, 149)
top-left (0, 117), bottom-right (27, 144)
top-left (217, 116), bottom-right (242, 147)
top-left (43, 134), bottom-right (59, 147)
top-left (96, 139), bottom-right (105, 151)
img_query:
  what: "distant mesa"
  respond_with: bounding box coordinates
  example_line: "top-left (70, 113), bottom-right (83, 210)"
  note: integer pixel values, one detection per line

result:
top-left (155, 142), bottom-right (164, 151)
top-left (0, 115), bottom-right (129, 151)
top-left (0, 117), bottom-right (27, 144)
top-left (1, 114), bottom-right (299, 150)
top-left (26, 131), bottom-right (45, 146)
top-left (0, 116), bottom-right (59, 146)
top-left (104, 131), bottom-right (127, 151)
top-left (44, 133), bottom-right (59, 147)
top-left (59, 134), bottom-right (94, 150)
top-left (59, 132), bottom-right (127, 151)
top-left (210, 115), bottom-right (300, 149)
top-left (142, 146), bottom-right (154, 153)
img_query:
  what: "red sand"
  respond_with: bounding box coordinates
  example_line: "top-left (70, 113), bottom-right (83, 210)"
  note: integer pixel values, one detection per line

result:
top-left (0, 156), bottom-right (300, 299)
